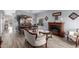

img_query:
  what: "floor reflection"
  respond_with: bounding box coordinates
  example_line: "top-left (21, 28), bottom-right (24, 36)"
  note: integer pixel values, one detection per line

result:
top-left (1, 30), bottom-right (26, 48)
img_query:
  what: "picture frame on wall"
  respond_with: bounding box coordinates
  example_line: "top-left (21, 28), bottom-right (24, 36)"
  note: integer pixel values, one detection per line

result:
top-left (52, 12), bottom-right (61, 20)
top-left (45, 16), bottom-right (48, 21)
top-left (69, 12), bottom-right (79, 20)
top-left (52, 12), bottom-right (61, 16)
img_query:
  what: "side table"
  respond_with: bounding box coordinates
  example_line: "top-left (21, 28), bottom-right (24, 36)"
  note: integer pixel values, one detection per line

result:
top-left (39, 30), bottom-right (52, 39)
top-left (39, 30), bottom-right (52, 47)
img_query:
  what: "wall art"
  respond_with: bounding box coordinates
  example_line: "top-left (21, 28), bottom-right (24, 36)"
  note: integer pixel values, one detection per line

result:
top-left (45, 16), bottom-right (48, 21)
top-left (69, 12), bottom-right (79, 20)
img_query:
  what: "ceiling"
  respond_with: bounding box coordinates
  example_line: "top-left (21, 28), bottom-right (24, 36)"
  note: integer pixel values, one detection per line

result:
top-left (23, 10), bottom-right (47, 14)
top-left (3, 10), bottom-right (48, 15)
top-left (4, 10), bottom-right (16, 15)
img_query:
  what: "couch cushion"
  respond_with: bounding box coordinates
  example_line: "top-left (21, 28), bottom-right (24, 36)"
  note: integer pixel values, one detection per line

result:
top-left (68, 35), bottom-right (77, 41)
top-left (68, 30), bottom-right (79, 41)
top-left (69, 31), bottom-right (75, 36)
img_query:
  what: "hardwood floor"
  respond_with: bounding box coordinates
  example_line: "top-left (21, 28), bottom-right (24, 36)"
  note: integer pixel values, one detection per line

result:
top-left (47, 35), bottom-right (78, 48)
top-left (1, 31), bottom-right (26, 48)
top-left (1, 31), bottom-right (79, 48)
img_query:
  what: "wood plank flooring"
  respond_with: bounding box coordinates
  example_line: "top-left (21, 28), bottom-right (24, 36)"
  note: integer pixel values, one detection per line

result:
top-left (1, 31), bottom-right (79, 48)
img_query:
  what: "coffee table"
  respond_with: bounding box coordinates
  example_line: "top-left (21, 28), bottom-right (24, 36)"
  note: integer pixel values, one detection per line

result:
top-left (39, 30), bottom-right (52, 39)
top-left (38, 30), bottom-right (52, 47)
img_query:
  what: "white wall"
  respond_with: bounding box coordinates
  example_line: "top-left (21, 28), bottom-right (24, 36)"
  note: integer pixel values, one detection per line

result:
top-left (35, 10), bottom-right (54, 30)
top-left (36, 10), bottom-right (79, 32)
top-left (0, 10), bottom-right (4, 35)
top-left (62, 10), bottom-right (79, 31)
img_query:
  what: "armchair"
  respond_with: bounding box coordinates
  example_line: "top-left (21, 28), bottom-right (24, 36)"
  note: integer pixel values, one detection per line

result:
top-left (66, 29), bottom-right (79, 47)
top-left (23, 29), bottom-right (47, 48)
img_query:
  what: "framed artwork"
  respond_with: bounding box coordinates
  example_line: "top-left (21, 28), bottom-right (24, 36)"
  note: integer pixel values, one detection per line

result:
top-left (52, 12), bottom-right (61, 16)
top-left (69, 12), bottom-right (79, 20)
top-left (52, 12), bottom-right (61, 20)
top-left (45, 16), bottom-right (48, 21)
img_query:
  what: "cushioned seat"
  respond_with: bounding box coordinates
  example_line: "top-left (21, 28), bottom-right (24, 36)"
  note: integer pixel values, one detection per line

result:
top-left (66, 30), bottom-right (79, 47)
top-left (68, 31), bottom-right (77, 41)
top-left (68, 35), bottom-right (77, 41)
top-left (24, 29), bottom-right (47, 47)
